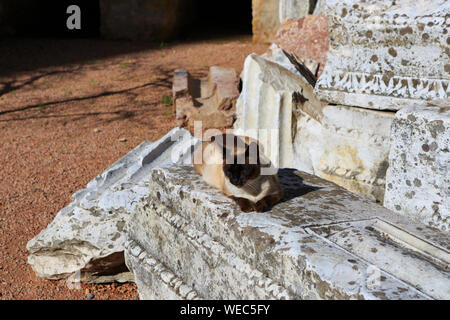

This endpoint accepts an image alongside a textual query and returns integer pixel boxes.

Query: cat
[193,133,283,212]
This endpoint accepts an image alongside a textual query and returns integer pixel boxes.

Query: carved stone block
[125,165,450,299]
[314,0,450,110]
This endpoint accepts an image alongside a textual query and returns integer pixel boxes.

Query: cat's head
[219,136,261,187]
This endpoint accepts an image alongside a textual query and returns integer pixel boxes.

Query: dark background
[0,0,100,38]
[0,0,252,39]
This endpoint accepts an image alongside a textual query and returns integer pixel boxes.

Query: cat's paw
[240,205,255,213]
[253,199,269,213]
[231,196,253,212]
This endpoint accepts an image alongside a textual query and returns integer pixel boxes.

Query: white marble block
[384,103,450,232]
[126,165,450,299]
[27,128,199,282]
[314,0,450,110]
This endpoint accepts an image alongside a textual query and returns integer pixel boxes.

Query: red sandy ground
[0,36,268,299]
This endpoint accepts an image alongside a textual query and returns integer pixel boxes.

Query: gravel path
[0,36,267,299]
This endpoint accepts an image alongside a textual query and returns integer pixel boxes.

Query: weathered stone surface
[384,103,450,232]
[292,104,394,203]
[314,0,421,16]
[235,53,393,202]
[314,0,450,110]
[234,53,322,169]
[279,0,317,23]
[312,0,326,14]
[252,0,280,43]
[274,15,329,77]
[173,66,239,128]
[27,128,199,282]
[263,43,319,78]
[99,0,190,41]
[125,240,201,300]
[126,165,450,299]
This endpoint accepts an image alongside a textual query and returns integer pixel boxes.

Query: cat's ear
[245,142,260,164]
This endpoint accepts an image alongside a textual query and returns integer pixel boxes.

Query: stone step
[125,165,450,299]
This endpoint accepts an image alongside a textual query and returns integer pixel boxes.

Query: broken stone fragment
[172,68,191,100]
[384,103,450,232]
[234,53,323,169]
[26,128,199,283]
[262,43,319,81]
[172,66,239,128]
[126,165,450,299]
[274,15,329,77]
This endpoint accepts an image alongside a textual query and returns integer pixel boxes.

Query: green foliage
[161,95,173,106]
[120,62,130,69]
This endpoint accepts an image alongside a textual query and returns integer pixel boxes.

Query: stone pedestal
[125,165,450,299]
[314,0,450,110]
[252,0,320,43]
[384,103,450,232]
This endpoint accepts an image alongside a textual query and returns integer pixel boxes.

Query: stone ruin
[235,0,449,222]
[172,66,239,129]
[27,0,449,299]
[314,0,449,110]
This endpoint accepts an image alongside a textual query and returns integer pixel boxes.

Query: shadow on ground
[0,65,173,117]
[0,38,163,78]
[278,168,323,203]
